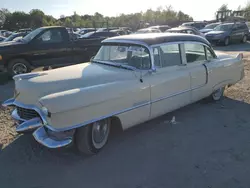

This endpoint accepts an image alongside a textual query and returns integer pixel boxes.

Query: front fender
[39,82,122,114]
[39,79,150,131]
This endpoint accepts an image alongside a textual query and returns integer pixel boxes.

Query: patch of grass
[0,72,11,85]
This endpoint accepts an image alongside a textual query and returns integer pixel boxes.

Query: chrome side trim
[151,88,190,103]
[16,117,43,133]
[33,127,72,149]
[2,98,48,125]
[46,101,151,132]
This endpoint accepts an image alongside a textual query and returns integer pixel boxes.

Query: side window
[153,47,161,67]
[238,24,247,30]
[159,44,182,67]
[206,47,215,60]
[185,43,206,63]
[129,46,151,69]
[37,29,63,43]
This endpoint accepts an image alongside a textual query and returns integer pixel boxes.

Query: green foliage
[0,6,193,31]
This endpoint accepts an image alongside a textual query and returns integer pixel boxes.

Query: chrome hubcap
[13,63,27,75]
[225,38,229,45]
[92,119,110,149]
[243,36,247,42]
[213,88,223,100]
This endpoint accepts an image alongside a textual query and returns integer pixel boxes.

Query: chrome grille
[16,106,39,120]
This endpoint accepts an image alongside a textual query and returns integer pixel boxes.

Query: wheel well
[110,116,123,133]
[5,56,31,68]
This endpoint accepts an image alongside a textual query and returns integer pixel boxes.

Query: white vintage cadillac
[2,33,244,155]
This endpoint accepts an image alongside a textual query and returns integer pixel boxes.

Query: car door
[183,43,209,102]
[231,24,241,42]
[150,43,191,119]
[28,28,72,67]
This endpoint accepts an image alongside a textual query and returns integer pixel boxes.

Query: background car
[134,28,161,34]
[200,22,221,34]
[0,36,6,42]
[77,28,96,35]
[80,31,119,38]
[148,25,171,32]
[181,21,206,30]
[205,22,249,45]
[3,32,29,42]
[166,26,205,37]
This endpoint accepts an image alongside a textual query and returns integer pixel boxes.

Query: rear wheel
[75,118,111,155]
[242,35,247,43]
[207,87,225,102]
[7,58,31,76]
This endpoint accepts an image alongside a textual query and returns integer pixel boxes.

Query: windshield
[214,24,233,31]
[204,23,219,29]
[4,34,18,42]
[93,45,151,69]
[22,28,44,42]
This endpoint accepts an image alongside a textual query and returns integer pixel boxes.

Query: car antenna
[139,47,143,83]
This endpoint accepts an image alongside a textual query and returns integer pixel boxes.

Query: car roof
[103,33,210,46]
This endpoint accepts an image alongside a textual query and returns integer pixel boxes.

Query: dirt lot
[1,43,250,188]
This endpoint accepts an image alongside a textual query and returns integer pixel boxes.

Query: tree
[1,7,193,31]
[29,9,45,28]
[218,4,229,11]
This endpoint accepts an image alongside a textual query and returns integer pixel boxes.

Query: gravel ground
[1,43,250,188]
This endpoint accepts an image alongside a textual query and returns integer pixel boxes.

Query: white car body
[2,33,244,152]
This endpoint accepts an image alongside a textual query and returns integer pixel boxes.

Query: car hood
[206,31,226,35]
[200,28,213,33]
[0,40,24,47]
[14,62,137,105]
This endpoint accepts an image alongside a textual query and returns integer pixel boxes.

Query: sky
[1,0,250,20]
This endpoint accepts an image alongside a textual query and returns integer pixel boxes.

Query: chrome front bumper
[2,98,73,149]
[33,127,73,149]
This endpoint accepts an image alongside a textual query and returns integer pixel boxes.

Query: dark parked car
[200,22,221,34]
[166,26,205,37]
[80,31,119,38]
[0,26,104,75]
[205,22,249,46]
[181,22,206,30]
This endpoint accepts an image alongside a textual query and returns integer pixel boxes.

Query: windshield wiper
[91,60,136,71]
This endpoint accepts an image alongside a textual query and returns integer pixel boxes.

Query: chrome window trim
[98,40,154,71]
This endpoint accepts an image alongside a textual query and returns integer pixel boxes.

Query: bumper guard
[33,127,73,149]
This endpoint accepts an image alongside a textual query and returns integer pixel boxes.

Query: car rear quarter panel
[205,54,244,92]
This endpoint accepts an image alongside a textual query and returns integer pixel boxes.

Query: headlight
[41,106,49,116]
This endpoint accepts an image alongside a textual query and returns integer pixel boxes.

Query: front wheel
[224,37,230,46]
[242,35,247,43]
[75,118,111,155]
[7,58,31,76]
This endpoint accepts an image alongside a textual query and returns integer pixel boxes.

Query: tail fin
[236,53,244,60]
